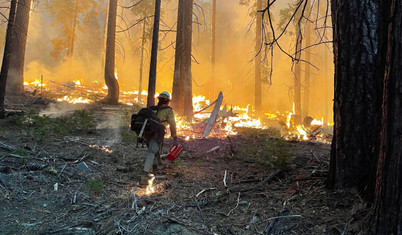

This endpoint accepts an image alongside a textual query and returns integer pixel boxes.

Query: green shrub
[85,179,104,194]
[121,130,137,144]
[237,130,293,170]
[12,109,96,140]
[11,148,30,159]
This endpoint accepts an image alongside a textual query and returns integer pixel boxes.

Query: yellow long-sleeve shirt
[156,105,177,138]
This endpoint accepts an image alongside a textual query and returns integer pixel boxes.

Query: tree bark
[7,0,31,95]
[254,0,262,117]
[182,0,193,118]
[138,19,146,104]
[172,0,193,117]
[328,0,378,193]
[171,0,184,113]
[0,0,17,118]
[303,5,311,119]
[67,0,78,57]
[101,0,110,71]
[294,41,302,125]
[210,0,216,100]
[373,0,402,233]
[103,0,119,104]
[146,0,161,107]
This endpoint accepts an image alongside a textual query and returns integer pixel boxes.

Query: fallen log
[202,92,223,138]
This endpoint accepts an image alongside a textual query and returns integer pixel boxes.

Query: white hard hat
[158,91,171,100]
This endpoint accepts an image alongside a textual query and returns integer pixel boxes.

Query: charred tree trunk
[0,0,17,118]
[171,1,184,114]
[372,0,402,233]
[146,0,161,107]
[101,0,110,71]
[182,0,193,118]
[254,0,262,117]
[328,0,378,193]
[102,0,119,104]
[7,0,31,95]
[210,0,216,99]
[172,0,193,117]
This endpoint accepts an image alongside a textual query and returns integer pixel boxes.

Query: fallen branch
[230,169,282,193]
[206,146,220,153]
[0,141,14,151]
[202,92,223,138]
[226,193,241,216]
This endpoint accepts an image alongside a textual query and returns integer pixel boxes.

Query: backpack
[131,106,171,146]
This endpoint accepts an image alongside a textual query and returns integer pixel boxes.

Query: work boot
[140,172,151,185]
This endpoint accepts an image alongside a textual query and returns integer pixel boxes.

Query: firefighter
[141,91,178,185]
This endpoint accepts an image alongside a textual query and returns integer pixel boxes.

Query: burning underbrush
[23,79,332,143]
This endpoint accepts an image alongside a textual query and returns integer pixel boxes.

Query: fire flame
[23,78,330,142]
[145,174,155,195]
[89,145,113,153]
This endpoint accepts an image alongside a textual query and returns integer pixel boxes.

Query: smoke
[19,0,333,120]
[96,113,122,147]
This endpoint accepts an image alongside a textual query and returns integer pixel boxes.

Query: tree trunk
[6,0,31,95]
[328,0,378,193]
[372,0,402,233]
[254,0,262,117]
[146,0,161,107]
[171,0,184,114]
[138,19,146,104]
[294,26,302,125]
[0,0,18,118]
[101,0,110,71]
[182,0,193,118]
[303,7,311,119]
[172,0,193,117]
[68,0,78,57]
[103,0,119,104]
[210,0,216,100]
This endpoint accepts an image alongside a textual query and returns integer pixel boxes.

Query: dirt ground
[0,95,370,235]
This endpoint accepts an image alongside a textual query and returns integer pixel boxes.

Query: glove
[173,136,178,146]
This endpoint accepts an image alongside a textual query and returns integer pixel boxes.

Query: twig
[0,141,14,151]
[223,170,227,188]
[131,189,138,211]
[310,150,321,163]
[227,193,241,216]
[195,188,217,197]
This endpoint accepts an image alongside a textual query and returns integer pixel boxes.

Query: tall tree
[372,0,402,233]
[171,0,193,117]
[210,0,216,99]
[102,0,119,104]
[146,0,161,107]
[129,0,155,103]
[328,0,378,192]
[254,0,262,117]
[47,0,98,60]
[138,20,147,103]
[6,0,32,95]
[279,3,303,124]
[294,29,302,124]
[0,0,18,119]
[302,2,312,119]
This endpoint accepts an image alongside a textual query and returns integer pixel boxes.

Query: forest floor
[0,94,371,235]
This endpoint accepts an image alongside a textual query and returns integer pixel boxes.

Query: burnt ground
[0,95,371,235]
